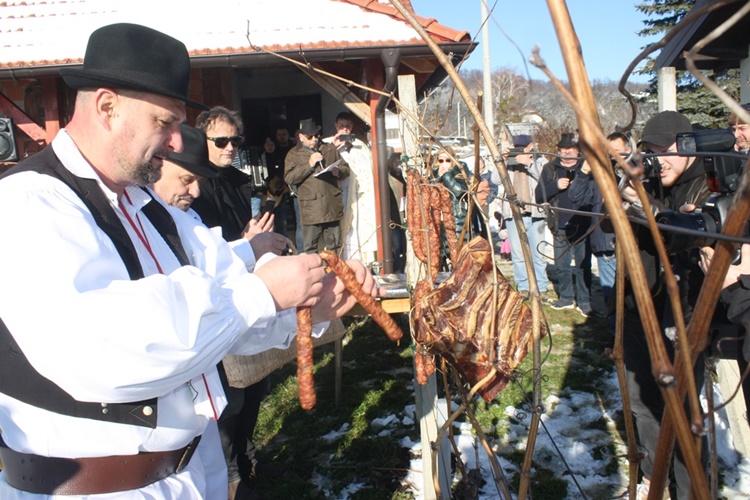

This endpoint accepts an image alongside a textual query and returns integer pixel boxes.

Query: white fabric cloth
[0,130,322,499]
[325,137,378,265]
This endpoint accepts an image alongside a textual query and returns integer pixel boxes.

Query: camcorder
[506,147,527,169]
[238,146,268,191]
[654,129,747,257]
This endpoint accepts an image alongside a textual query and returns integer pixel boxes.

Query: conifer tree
[636,0,739,127]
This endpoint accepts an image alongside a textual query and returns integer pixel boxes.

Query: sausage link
[319,250,403,342]
[407,170,427,264]
[296,307,316,410]
[415,350,428,385]
[440,188,459,266]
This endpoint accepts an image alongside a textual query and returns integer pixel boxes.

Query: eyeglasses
[437,158,451,163]
[207,136,244,149]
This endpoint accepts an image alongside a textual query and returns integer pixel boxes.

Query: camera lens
[655,211,719,254]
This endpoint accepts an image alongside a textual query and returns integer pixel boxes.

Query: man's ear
[94,88,119,129]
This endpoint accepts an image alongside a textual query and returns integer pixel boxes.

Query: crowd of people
[1,19,749,500]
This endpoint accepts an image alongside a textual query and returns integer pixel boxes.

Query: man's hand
[249,232,288,258]
[242,212,274,240]
[580,160,592,175]
[309,152,323,168]
[254,254,327,310]
[311,259,384,323]
[700,244,750,289]
[557,177,571,190]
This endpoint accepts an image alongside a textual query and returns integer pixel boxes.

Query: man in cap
[536,132,592,315]
[152,123,286,499]
[284,118,350,254]
[498,134,552,301]
[619,110,711,499]
[729,102,750,154]
[151,123,285,260]
[0,23,377,499]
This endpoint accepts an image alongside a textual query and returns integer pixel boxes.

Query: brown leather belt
[0,434,201,495]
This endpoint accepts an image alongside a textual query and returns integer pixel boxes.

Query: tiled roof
[0,0,472,70]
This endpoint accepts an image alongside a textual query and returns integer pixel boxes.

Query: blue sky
[410,0,659,83]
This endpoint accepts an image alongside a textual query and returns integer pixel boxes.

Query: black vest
[0,147,189,428]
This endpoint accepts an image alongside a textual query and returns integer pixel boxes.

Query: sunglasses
[207,136,244,149]
[437,158,451,163]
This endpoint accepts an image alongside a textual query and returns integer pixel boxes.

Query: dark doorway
[241,95,322,148]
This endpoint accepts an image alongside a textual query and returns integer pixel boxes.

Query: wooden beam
[0,92,46,144]
[401,56,438,74]
[299,63,371,126]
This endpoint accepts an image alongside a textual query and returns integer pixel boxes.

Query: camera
[506,147,525,167]
[654,129,746,255]
[338,134,355,143]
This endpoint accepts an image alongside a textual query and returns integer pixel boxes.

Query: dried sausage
[296,307,316,410]
[319,250,403,342]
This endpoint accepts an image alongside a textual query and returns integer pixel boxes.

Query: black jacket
[625,158,712,318]
[191,165,255,241]
[568,169,614,255]
[535,156,589,233]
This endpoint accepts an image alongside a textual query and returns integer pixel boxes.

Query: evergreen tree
[635,0,740,127]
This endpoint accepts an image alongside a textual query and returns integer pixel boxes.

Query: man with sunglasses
[191,106,260,241]
[284,118,350,254]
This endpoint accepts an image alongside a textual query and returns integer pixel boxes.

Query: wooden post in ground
[399,73,450,499]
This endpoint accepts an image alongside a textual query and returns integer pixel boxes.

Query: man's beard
[130,160,162,187]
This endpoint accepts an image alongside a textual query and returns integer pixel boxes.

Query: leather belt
[0,434,201,495]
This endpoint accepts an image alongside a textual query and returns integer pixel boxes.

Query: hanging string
[119,191,164,274]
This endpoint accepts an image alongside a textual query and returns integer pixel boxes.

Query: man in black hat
[284,118,350,254]
[536,132,593,316]
[151,123,285,260]
[0,23,378,499]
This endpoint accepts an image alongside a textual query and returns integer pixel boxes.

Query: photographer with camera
[536,132,592,315]
[568,132,632,305]
[619,110,712,499]
[499,135,552,302]
[324,112,377,267]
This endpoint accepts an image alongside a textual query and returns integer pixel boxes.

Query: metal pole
[480,0,495,141]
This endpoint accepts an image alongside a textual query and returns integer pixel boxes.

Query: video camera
[237,146,268,191]
[654,128,746,256]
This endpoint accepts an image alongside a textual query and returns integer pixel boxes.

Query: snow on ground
[395,367,750,499]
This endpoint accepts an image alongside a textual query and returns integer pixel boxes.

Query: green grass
[250,302,623,499]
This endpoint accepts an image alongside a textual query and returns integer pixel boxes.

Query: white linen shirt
[0,130,316,499]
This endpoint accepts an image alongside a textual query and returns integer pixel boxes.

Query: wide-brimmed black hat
[298,118,321,136]
[166,124,218,178]
[60,23,207,110]
[639,111,692,148]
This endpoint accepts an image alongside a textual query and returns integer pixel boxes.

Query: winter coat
[284,142,350,226]
[535,156,588,234]
[568,169,614,255]
[433,162,473,234]
[495,154,546,220]
[191,165,255,241]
